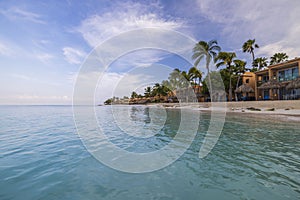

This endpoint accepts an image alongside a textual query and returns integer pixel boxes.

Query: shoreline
[146,100,300,121]
[105,100,300,121]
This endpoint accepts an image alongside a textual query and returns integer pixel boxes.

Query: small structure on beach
[235,83,255,101]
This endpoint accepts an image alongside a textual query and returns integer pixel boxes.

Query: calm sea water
[0,105,299,200]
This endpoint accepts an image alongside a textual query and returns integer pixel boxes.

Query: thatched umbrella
[258,80,282,89]
[284,78,300,90]
[294,78,300,89]
[286,80,296,90]
[235,84,254,93]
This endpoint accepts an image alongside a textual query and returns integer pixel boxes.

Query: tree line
[104,38,289,104]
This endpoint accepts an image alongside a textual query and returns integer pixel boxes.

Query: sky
[1,0,300,105]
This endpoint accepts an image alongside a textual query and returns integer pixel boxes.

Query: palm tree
[192,40,221,96]
[252,57,268,71]
[131,91,138,99]
[233,60,247,101]
[144,86,152,98]
[181,71,190,88]
[215,52,237,101]
[195,69,203,85]
[168,68,181,90]
[188,67,203,85]
[153,83,169,98]
[242,39,259,69]
[270,53,289,65]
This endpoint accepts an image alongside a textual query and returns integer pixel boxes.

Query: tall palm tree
[270,53,289,65]
[242,39,259,64]
[192,40,221,96]
[215,52,237,101]
[252,57,268,71]
[233,60,247,101]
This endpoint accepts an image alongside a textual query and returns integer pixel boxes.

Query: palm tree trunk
[235,75,241,101]
[229,76,232,102]
[206,65,212,102]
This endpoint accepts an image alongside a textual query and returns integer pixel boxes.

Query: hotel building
[241,57,300,100]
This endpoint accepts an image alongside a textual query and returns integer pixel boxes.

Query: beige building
[256,57,300,100]
[235,71,256,100]
[240,57,300,100]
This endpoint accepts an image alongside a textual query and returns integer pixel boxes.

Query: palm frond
[208,39,218,47]
[210,45,221,52]
[216,61,225,68]
[192,52,201,60]
[194,57,202,68]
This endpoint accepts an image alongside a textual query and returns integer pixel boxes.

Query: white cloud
[257,42,296,59]
[0,7,45,24]
[74,1,197,83]
[73,71,139,104]
[10,74,32,81]
[0,95,71,105]
[73,63,172,104]
[0,42,11,56]
[16,95,69,100]
[96,70,164,104]
[110,49,170,70]
[63,47,86,64]
[0,38,54,63]
[76,1,183,47]
[196,0,300,58]
[36,53,54,63]
[32,39,51,49]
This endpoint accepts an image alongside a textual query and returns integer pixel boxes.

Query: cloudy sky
[1,0,300,105]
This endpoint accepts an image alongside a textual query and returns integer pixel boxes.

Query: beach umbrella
[235,84,254,93]
[258,81,271,89]
[258,80,282,89]
[294,78,300,89]
[286,81,296,90]
[285,78,300,89]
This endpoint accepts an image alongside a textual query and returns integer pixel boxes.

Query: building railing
[278,75,299,82]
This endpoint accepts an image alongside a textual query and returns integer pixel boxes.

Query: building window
[262,75,269,82]
[258,76,262,81]
[278,67,299,82]
[245,79,249,83]
[278,71,285,82]
[292,67,299,79]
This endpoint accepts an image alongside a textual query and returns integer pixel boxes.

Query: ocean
[0,105,299,199]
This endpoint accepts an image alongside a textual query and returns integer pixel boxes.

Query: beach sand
[150,100,300,122]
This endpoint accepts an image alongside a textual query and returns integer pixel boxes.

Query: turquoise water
[0,105,299,200]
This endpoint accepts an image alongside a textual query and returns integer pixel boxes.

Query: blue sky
[1,0,300,104]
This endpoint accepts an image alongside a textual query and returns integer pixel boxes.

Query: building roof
[254,57,300,74]
[241,71,255,77]
[268,57,300,70]
[255,68,269,75]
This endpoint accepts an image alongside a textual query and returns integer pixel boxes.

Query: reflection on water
[0,105,299,200]
[130,106,150,123]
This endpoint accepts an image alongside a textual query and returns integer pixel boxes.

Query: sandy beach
[151,100,300,121]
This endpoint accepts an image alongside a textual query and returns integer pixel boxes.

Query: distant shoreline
[108,100,300,121]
